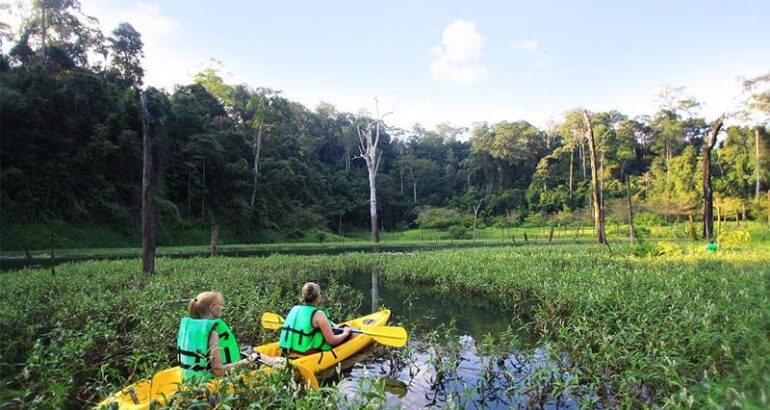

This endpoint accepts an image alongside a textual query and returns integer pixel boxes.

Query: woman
[176,291,281,383]
[279,282,353,354]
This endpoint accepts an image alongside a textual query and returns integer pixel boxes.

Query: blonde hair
[188,291,222,318]
[301,282,321,304]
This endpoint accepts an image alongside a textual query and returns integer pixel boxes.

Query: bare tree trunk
[250,123,265,208]
[473,197,484,241]
[600,150,605,212]
[355,99,391,244]
[409,166,417,203]
[187,164,192,216]
[583,110,605,244]
[569,148,575,199]
[580,140,587,181]
[40,2,46,64]
[369,169,379,243]
[210,223,218,256]
[200,158,206,220]
[140,91,156,274]
[666,139,671,193]
[756,127,762,199]
[702,114,725,240]
[626,177,636,245]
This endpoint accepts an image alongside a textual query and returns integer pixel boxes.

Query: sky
[32,1,770,131]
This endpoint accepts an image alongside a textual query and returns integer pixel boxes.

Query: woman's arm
[312,310,351,346]
[208,331,249,376]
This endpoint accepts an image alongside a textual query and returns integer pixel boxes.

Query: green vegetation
[2,1,768,249]
[2,233,768,408]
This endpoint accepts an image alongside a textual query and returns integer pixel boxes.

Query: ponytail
[301,282,321,304]
[188,291,222,318]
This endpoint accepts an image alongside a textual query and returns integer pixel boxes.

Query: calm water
[323,271,588,409]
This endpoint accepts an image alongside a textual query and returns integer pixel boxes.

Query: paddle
[260,312,408,348]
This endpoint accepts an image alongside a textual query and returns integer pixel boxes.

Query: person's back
[176,292,242,383]
[279,282,352,354]
[279,304,332,353]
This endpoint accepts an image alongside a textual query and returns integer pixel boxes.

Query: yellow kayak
[256,309,391,389]
[97,309,391,409]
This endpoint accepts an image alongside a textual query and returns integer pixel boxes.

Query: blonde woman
[176,291,281,383]
[279,282,353,353]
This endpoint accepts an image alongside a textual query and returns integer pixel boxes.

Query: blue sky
[74,0,770,130]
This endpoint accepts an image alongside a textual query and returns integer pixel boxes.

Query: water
[325,271,588,409]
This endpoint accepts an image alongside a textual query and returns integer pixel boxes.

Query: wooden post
[548,226,554,243]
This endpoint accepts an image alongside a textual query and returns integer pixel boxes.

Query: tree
[354,99,391,243]
[108,22,143,88]
[583,110,606,244]
[140,90,155,274]
[703,114,725,240]
[741,72,770,198]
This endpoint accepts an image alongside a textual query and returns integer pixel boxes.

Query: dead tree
[210,223,218,256]
[626,177,636,245]
[702,114,725,240]
[250,122,273,208]
[472,197,484,241]
[354,99,392,243]
[140,91,156,274]
[583,110,606,244]
[756,127,762,199]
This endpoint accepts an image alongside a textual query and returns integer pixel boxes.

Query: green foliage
[446,225,468,239]
[415,207,471,229]
[2,241,769,408]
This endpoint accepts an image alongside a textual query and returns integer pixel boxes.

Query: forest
[1,1,769,251]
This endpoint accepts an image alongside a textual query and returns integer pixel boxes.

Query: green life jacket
[279,305,333,353]
[176,317,241,383]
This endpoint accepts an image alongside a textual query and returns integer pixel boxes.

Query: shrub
[447,225,468,239]
[415,207,470,229]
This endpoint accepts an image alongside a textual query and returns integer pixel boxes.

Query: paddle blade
[359,326,408,348]
[260,312,284,330]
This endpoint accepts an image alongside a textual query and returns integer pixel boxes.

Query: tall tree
[703,114,725,240]
[108,22,143,88]
[583,110,606,244]
[140,90,155,274]
[354,99,391,243]
[741,72,770,198]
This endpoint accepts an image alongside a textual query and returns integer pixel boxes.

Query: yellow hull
[97,309,390,409]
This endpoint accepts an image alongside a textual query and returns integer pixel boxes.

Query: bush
[447,225,468,240]
[415,207,471,229]
[636,211,665,227]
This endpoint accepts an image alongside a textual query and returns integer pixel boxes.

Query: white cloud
[510,37,551,70]
[511,39,539,52]
[121,3,180,38]
[430,19,487,83]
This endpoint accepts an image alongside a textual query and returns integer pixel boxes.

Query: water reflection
[332,272,589,408]
[371,267,379,314]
